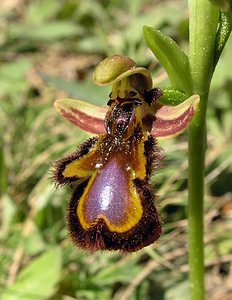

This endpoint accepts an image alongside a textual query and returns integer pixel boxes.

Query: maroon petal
[151,95,200,138]
[54,98,107,134]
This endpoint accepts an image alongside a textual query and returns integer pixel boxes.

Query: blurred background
[0,0,231,299]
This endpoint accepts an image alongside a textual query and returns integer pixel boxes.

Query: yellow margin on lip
[77,170,143,233]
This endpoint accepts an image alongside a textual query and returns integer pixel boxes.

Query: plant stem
[188,94,207,300]
[187,0,219,299]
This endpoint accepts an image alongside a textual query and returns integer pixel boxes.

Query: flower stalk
[188,1,219,299]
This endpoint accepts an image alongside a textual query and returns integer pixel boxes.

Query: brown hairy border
[144,135,163,178]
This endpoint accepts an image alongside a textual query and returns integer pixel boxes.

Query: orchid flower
[53,55,199,252]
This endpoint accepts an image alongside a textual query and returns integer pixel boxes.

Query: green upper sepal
[93,55,153,91]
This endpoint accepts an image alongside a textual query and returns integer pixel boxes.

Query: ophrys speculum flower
[53,55,199,252]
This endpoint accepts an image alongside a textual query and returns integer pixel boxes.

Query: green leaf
[0,193,16,237]
[9,22,82,42]
[23,227,46,256]
[0,59,31,96]
[1,248,62,300]
[0,141,7,193]
[143,26,192,94]
[214,10,232,67]
[93,260,140,285]
[26,0,59,25]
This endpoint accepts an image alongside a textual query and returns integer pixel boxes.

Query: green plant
[143,1,232,299]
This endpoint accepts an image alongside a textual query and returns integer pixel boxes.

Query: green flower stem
[188,1,219,299]
[188,93,207,300]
